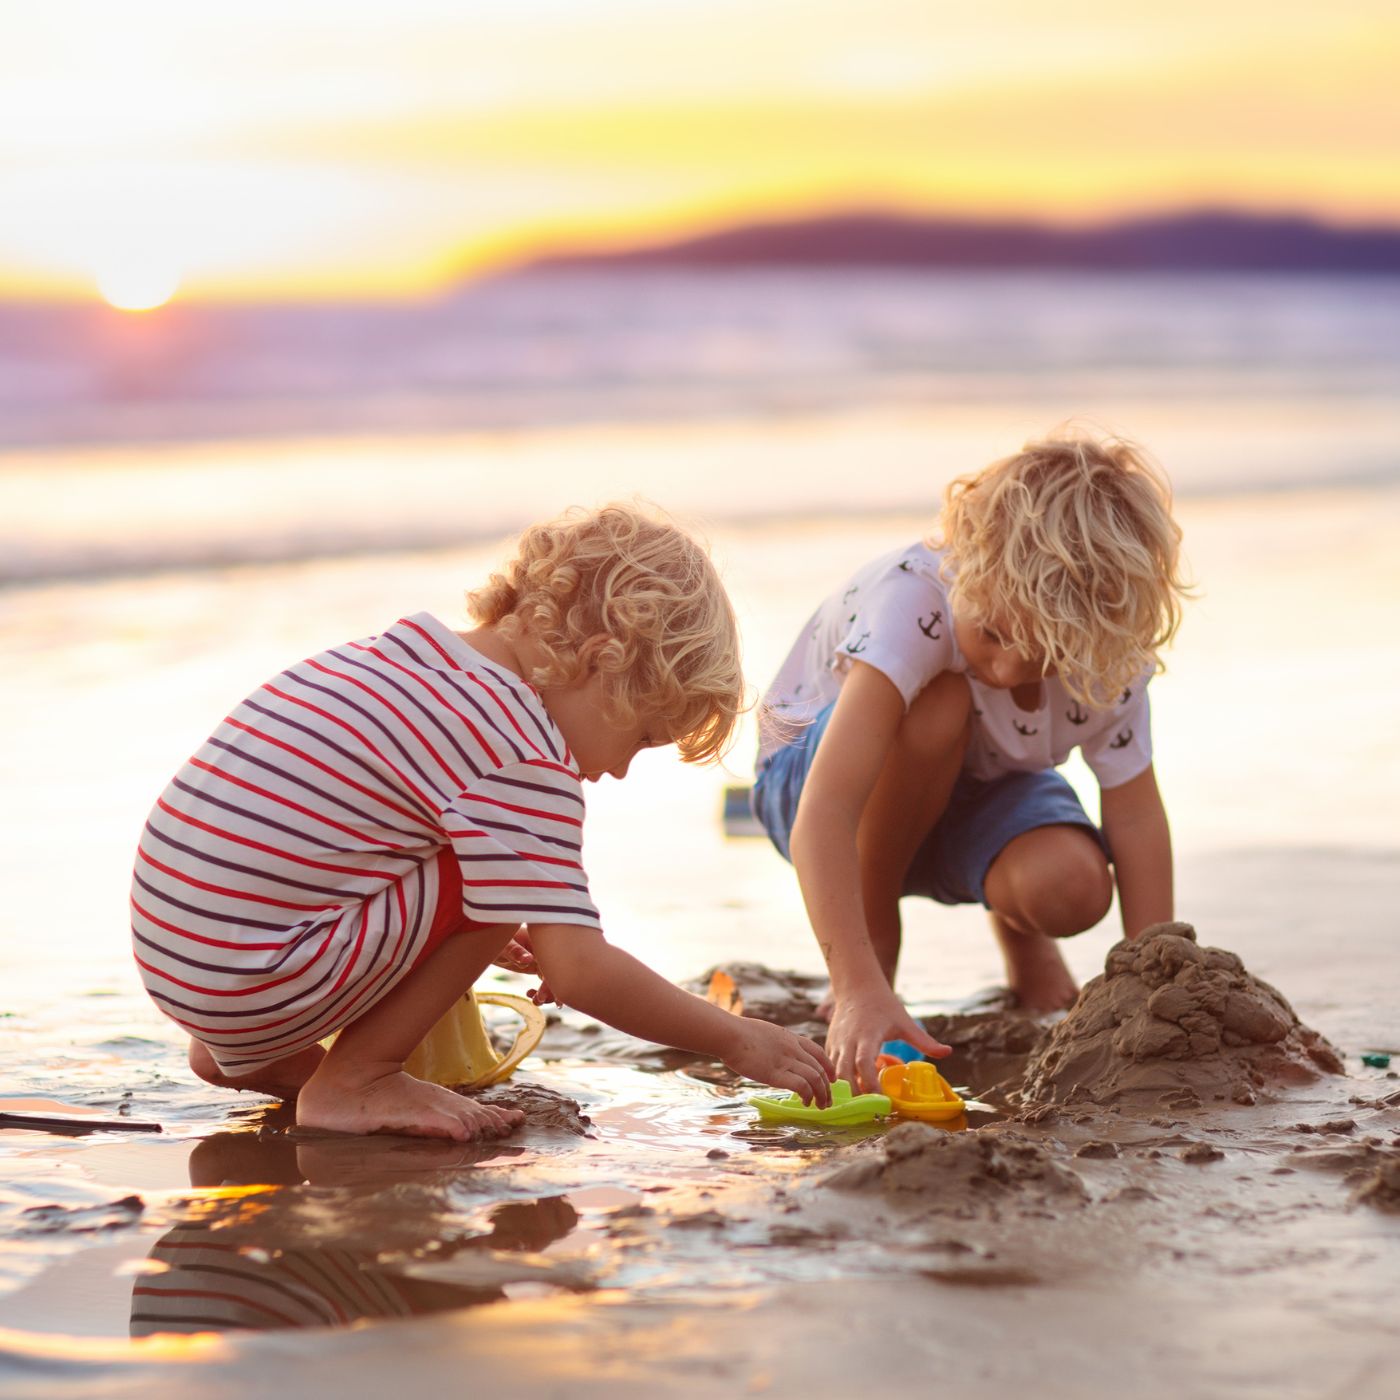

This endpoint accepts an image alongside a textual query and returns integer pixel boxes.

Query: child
[752,432,1189,1093]
[132,503,833,1141]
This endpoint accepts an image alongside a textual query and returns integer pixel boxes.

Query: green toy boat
[748,1078,892,1126]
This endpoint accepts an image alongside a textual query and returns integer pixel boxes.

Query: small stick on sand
[0,1110,162,1136]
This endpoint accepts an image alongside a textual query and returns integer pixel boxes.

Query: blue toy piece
[879,1039,927,1063]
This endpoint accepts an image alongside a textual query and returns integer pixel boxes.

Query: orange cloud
[2,2,1396,300]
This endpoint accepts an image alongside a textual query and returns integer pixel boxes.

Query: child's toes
[455,1100,521,1140]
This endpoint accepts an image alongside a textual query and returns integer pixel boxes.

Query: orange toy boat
[878,1059,966,1123]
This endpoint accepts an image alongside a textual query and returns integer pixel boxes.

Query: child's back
[133,611,595,1077]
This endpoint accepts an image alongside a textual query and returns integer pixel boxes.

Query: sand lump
[1019,922,1343,1107]
[475,1082,593,1136]
[825,1124,1087,1215]
[1353,1157,1400,1213]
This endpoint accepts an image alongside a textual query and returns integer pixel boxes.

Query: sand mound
[1019,923,1344,1107]
[824,1124,1087,1216]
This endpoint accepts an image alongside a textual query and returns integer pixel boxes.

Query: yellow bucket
[404,990,548,1090]
[323,990,547,1091]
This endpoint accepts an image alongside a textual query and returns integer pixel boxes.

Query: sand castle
[1018,922,1344,1107]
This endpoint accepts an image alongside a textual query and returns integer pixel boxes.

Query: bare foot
[295,1064,525,1142]
[991,920,1080,1012]
[188,1038,326,1099]
[1005,937,1079,1011]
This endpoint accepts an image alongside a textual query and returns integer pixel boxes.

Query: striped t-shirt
[131,613,600,1073]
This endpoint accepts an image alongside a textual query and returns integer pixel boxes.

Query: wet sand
[3,885,1398,1399]
[3,491,1400,1396]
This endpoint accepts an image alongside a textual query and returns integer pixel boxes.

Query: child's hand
[827,988,951,1094]
[492,931,537,975]
[722,1017,835,1107]
[526,977,563,1009]
[490,931,562,1007]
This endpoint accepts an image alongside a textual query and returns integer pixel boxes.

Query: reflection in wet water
[131,1127,585,1338]
[130,1196,581,1337]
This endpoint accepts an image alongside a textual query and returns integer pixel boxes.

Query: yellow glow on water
[94,258,180,313]
[0,1323,229,1360]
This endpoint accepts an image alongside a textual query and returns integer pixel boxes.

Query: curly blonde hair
[937,431,1189,705]
[467,503,743,763]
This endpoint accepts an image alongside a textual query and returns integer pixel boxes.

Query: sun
[94,257,181,312]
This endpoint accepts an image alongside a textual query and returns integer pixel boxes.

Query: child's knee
[447,920,519,963]
[992,830,1113,937]
[188,1038,231,1088]
[1037,842,1113,936]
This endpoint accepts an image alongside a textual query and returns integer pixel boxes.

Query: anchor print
[896,559,914,573]
[845,632,871,656]
[1066,701,1090,726]
[1109,728,1133,750]
[842,585,860,606]
[917,610,943,640]
[1120,686,1132,705]
[1013,720,1039,737]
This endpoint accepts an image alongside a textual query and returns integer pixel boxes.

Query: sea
[3,269,1399,585]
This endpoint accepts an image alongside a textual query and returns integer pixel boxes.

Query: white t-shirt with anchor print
[757,540,1152,790]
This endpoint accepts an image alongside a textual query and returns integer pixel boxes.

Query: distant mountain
[524,210,1400,274]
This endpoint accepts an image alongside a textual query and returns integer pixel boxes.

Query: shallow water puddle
[0,1054,931,1342]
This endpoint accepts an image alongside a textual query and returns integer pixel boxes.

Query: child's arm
[788,663,952,1089]
[1099,764,1173,938]
[527,924,835,1105]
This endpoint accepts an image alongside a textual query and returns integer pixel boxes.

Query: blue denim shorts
[752,701,1109,908]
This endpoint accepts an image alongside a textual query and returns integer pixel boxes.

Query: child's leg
[855,671,972,982]
[187,1039,326,1100]
[982,825,1114,1010]
[295,921,527,1141]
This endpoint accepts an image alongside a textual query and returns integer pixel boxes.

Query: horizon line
[4,202,1400,309]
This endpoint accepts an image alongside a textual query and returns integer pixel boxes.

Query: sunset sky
[2,0,1397,303]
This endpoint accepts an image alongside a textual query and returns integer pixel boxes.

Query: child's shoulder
[370,613,530,693]
[305,612,568,767]
[823,541,959,696]
[837,539,945,601]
